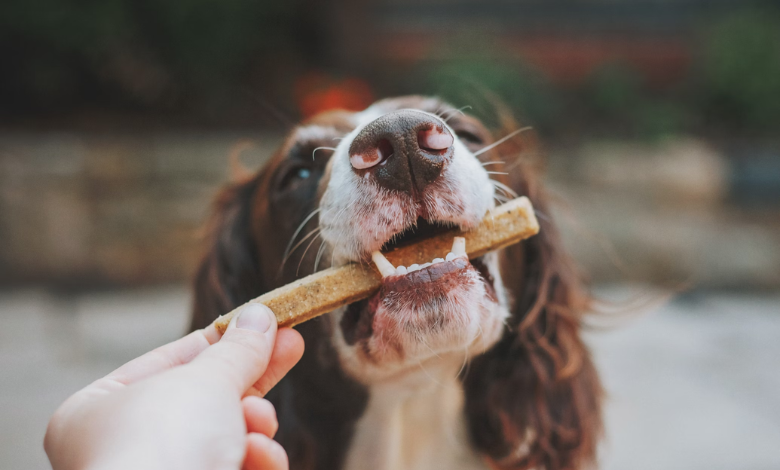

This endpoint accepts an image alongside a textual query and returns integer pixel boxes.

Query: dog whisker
[457,346,470,379]
[473,127,533,157]
[415,357,445,388]
[534,209,552,223]
[480,161,506,167]
[493,194,510,204]
[491,181,519,199]
[442,105,472,123]
[492,188,512,203]
[457,317,480,379]
[314,238,328,272]
[282,226,321,268]
[485,171,509,176]
[492,182,512,195]
[283,208,321,263]
[297,233,323,276]
[312,147,336,160]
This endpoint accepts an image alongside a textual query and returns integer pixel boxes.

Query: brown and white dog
[191,96,602,470]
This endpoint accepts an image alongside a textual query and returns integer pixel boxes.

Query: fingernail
[236,304,274,332]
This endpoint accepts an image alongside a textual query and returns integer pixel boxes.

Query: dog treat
[213,196,539,333]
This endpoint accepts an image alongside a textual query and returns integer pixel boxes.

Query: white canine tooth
[396,265,408,275]
[432,258,444,264]
[408,264,420,272]
[445,252,456,261]
[371,251,396,277]
[451,237,467,257]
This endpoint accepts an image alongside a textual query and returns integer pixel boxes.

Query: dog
[190,96,602,470]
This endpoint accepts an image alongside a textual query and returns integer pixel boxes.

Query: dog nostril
[350,154,377,169]
[350,149,380,170]
[417,127,453,153]
[377,139,393,163]
[350,139,395,170]
[348,110,454,193]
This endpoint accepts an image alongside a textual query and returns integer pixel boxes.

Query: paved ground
[587,288,780,470]
[1,286,778,470]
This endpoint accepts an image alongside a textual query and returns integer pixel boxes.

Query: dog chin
[333,256,509,384]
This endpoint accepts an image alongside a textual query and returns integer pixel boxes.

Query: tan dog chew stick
[213,196,539,333]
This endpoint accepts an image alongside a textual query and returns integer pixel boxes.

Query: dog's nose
[348,110,454,194]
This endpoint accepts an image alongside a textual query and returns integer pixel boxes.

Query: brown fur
[462,112,602,470]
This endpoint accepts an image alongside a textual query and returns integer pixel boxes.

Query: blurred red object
[295,73,373,118]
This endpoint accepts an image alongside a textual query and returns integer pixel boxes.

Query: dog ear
[190,174,268,331]
[462,123,603,470]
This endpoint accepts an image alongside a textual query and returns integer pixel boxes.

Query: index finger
[185,304,279,393]
[100,322,221,388]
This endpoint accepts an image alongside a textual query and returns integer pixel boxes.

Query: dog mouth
[371,235,467,277]
[339,221,498,348]
[367,211,500,293]
[372,239,494,301]
[370,235,495,304]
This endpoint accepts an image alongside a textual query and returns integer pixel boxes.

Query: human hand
[44,304,304,470]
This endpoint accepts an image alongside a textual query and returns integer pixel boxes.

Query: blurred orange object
[295,73,373,118]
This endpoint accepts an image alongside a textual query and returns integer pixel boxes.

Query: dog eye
[456,131,483,146]
[278,165,313,192]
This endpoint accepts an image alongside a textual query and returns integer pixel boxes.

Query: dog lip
[381,257,470,290]
[340,255,493,345]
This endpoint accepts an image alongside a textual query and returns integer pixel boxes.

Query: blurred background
[1,0,779,469]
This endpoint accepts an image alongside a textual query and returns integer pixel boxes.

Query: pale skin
[44,304,305,470]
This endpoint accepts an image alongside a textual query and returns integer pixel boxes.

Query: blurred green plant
[698,7,780,130]
[0,0,300,111]
[633,101,689,141]
[587,64,643,118]
[584,63,689,141]
[422,44,561,131]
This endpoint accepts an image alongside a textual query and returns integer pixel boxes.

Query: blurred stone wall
[0,132,778,289]
[0,132,279,287]
[550,138,780,290]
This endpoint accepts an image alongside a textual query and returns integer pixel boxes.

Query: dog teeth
[396,265,408,275]
[445,252,456,261]
[451,237,467,258]
[432,258,444,264]
[371,251,396,277]
[408,264,421,272]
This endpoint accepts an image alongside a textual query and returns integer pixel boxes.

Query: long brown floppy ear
[462,120,603,470]
[190,173,267,331]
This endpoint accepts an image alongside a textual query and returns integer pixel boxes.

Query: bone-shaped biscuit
[213,196,539,333]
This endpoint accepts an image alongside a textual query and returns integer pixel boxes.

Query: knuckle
[262,399,279,433]
[268,439,289,468]
[248,396,279,434]
[258,397,276,416]
[224,330,272,358]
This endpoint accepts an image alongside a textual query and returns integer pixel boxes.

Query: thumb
[188,303,278,393]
